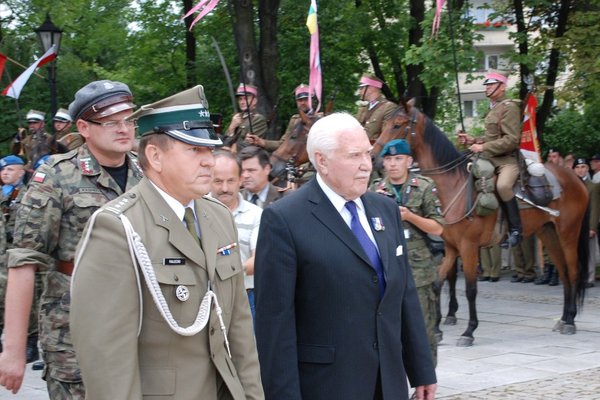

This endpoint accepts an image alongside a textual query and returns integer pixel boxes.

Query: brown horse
[269,109,320,185]
[374,101,589,346]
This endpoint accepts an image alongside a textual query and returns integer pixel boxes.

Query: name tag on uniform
[396,245,403,256]
[404,229,410,240]
[164,258,186,266]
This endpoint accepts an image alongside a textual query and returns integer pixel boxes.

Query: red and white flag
[0,53,7,81]
[520,92,541,163]
[2,45,57,99]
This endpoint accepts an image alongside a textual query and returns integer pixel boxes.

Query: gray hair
[307,112,365,166]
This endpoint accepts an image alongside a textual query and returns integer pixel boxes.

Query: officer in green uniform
[0,80,143,398]
[355,74,397,142]
[225,83,268,153]
[71,85,264,399]
[458,71,523,248]
[0,155,42,364]
[369,139,444,366]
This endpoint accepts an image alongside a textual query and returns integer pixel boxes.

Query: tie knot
[345,201,358,218]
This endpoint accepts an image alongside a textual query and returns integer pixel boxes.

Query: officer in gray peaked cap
[0,78,143,399]
[71,85,263,400]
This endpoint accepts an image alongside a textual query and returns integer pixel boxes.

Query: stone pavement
[2,269,599,399]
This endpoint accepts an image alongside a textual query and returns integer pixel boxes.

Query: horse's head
[270,110,321,183]
[372,98,423,158]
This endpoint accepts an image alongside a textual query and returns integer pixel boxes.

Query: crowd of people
[0,69,596,400]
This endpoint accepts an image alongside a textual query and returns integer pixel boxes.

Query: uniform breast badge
[217,242,237,256]
[175,285,190,302]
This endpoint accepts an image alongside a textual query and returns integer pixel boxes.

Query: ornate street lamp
[35,13,62,128]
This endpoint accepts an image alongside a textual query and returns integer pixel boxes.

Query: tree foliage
[0,0,598,155]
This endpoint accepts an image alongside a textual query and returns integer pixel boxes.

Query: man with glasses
[0,80,143,399]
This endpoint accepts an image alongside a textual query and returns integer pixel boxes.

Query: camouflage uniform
[355,95,397,141]
[229,112,268,152]
[0,186,42,340]
[7,144,143,399]
[370,172,444,366]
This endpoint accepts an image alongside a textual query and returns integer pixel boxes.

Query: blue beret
[0,155,25,169]
[380,139,411,158]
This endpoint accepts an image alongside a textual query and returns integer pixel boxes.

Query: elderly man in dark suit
[254,112,437,400]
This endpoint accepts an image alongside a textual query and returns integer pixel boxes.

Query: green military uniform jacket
[355,95,397,141]
[370,172,444,286]
[7,144,143,375]
[229,112,268,152]
[481,96,521,168]
[71,178,264,400]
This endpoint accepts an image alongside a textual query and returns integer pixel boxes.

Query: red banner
[520,93,541,163]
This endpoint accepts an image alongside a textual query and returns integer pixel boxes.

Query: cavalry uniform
[480,96,521,201]
[370,172,444,365]
[355,95,397,141]
[7,145,143,398]
[228,112,268,152]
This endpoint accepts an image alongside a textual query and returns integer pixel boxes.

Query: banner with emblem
[519,92,541,163]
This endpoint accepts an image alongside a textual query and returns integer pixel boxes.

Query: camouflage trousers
[0,265,43,337]
[416,283,438,367]
[44,350,85,400]
[40,271,84,399]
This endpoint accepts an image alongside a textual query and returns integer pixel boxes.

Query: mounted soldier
[355,74,397,143]
[458,71,523,248]
[224,83,268,152]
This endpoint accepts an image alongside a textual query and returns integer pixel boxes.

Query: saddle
[469,157,561,217]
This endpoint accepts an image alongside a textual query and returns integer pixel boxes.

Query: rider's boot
[500,197,522,249]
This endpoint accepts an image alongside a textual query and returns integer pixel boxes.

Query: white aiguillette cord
[74,209,231,357]
[119,214,232,358]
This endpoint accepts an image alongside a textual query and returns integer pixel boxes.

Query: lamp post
[35,13,62,130]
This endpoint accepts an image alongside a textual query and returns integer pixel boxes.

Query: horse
[374,101,589,346]
[269,109,320,186]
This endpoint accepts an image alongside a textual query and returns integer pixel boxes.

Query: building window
[487,55,499,70]
[464,100,474,118]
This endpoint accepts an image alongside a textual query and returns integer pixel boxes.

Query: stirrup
[500,230,522,249]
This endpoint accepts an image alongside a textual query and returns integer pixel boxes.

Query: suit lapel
[308,180,373,267]
[139,180,207,269]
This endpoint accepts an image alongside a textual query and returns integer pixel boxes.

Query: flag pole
[5,55,45,79]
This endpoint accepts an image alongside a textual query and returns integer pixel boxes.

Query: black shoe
[511,275,523,283]
[490,277,500,282]
[585,282,595,288]
[31,361,45,371]
[25,335,39,364]
[522,277,535,283]
[478,276,490,282]
[500,230,522,249]
[535,264,553,285]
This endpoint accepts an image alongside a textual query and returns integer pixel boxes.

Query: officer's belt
[57,260,75,276]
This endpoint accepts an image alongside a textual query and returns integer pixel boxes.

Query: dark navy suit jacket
[255,178,436,400]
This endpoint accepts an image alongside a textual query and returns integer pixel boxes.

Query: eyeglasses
[86,119,135,130]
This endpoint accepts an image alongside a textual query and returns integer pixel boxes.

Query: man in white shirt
[211,150,262,319]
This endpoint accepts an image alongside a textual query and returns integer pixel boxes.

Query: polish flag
[2,45,57,99]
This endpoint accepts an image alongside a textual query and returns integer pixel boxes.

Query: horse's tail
[576,204,590,308]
